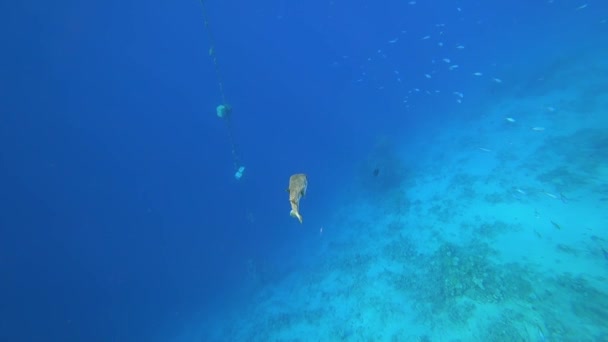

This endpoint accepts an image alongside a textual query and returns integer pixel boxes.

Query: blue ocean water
[1,0,607,341]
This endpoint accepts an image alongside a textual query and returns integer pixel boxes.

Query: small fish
[425,74,432,79]
[421,35,431,40]
[602,248,608,260]
[388,38,399,44]
[442,58,451,63]
[576,4,588,11]
[456,45,465,49]
[492,78,503,83]
[478,147,492,152]
[532,127,545,131]
[550,220,562,230]
[449,64,459,70]
[473,72,483,76]
[543,192,558,199]
[505,117,516,123]
[537,326,546,342]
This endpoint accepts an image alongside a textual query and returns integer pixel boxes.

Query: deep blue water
[1,1,606,341]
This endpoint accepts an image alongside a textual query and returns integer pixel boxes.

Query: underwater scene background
[1,0,607,341]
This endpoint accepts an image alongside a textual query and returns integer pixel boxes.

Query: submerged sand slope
[173,47,608,342]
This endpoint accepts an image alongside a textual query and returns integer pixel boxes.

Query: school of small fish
[334,1,598,110]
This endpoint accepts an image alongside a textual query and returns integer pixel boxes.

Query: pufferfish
[287,174,307,223]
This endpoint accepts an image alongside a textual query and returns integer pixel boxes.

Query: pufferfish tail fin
[290,209,303,224]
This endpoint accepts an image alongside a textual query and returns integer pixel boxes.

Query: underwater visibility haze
[1,0,608,341]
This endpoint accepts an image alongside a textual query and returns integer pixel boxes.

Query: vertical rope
[199,0,241,172]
